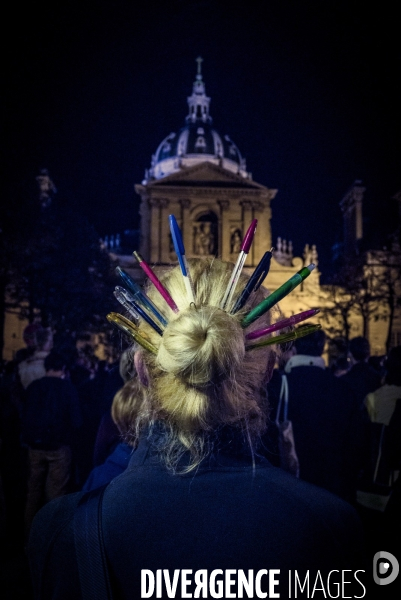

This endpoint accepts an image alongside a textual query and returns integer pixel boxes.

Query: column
[179,199,192,257]
[159,198,170,264]
[149,197,161,263]
[218,200,230,261]
[240,200,253,266]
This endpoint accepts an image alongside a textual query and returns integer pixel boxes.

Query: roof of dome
[143,58,250,183]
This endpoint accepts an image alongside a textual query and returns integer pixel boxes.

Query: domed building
[135,58,278,268]
[3,60,394,360]
[130,59,392,358]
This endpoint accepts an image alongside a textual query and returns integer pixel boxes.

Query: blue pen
[114,287,164,335]
[115,266,168,327]
[169,215,196,304]
[231,248,274,314]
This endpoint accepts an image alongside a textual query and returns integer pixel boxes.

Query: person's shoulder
[287,364,334,389]
[31,491,84,532]
[108,442,134,465]
[258,465,360,525]
[28,492,86,598]
[28,492,84,558]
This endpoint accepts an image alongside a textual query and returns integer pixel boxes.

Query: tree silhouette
[1,199,116,359]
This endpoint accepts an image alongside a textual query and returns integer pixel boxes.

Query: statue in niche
[230,229,242,254]
[194,222,215,255]
[36,168,57,208]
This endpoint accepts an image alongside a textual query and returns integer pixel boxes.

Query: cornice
[141,186,274,199]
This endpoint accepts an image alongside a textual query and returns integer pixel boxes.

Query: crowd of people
[0,325,126,596]
[0,258,400,598]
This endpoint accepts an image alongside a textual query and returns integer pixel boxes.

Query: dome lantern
[186,57,211,124]
[143,58,250,183]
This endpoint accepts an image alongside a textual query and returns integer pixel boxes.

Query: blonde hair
[111,376,147,447]
[131,258,277,472]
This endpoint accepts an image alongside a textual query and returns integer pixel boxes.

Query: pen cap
[241,219,258,253]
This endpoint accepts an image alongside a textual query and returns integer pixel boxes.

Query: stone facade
[2,64,398,361]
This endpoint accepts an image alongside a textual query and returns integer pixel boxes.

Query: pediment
[147,161,267,190]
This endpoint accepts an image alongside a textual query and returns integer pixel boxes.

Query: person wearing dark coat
[28,258,367,599]
[266,327,367,503]
[81,442,132,492]
[82,376,144,491]
[341,336,382,407]
[75,359,124,488]
[29,429,367,599]
[21,350,82,537]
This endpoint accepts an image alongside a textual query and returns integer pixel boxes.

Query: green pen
[241,264,315,328]
[245,323,321,350]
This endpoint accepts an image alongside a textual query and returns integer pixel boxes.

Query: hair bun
[157,306,245,386]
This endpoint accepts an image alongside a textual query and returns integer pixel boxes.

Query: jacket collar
[128,424,271,473]
[284,354,326,373]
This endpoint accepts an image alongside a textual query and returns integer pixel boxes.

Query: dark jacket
[342,362,382,407]
[29,429,367,599]
[266,365,367,503]
[82,442,133,492]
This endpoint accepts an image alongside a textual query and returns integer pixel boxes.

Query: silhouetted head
[44,351,66,373]
[294,327,326,357]
[349,336,370,362]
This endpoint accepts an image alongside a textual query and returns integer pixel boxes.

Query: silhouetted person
[75,358,124,487]
[267,327,366,503]
[332,355,351,377]
[357,347,401,555]
[18,327,53,391]
[82,376,144,492]
[341,336,382,407]
[21,351,82,537]
[365,346,401,426]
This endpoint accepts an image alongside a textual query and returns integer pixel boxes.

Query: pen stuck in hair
[231,247,273,314]
[169,215,196,305]
[245,308,320,341]
[115,266,168,327]
[242,264,315,328]
[114,287,164,336]
[133,251,179,314]
[246,323,322,350]
[220,219,258,312]
[106,312,158,354]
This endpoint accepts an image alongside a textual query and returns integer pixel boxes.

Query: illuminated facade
[3,62,397,360]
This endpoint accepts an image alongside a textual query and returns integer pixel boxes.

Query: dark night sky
[4,0,400,278]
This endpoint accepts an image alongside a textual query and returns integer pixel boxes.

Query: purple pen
[245,308,320,341]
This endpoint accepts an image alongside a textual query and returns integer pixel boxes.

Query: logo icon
[373,551,399,586]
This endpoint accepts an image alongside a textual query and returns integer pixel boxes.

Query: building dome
[143,58,250,183]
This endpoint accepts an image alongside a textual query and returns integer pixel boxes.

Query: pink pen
[220,219,258,311]
[133,251,179,313]
[245,308,320,341]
